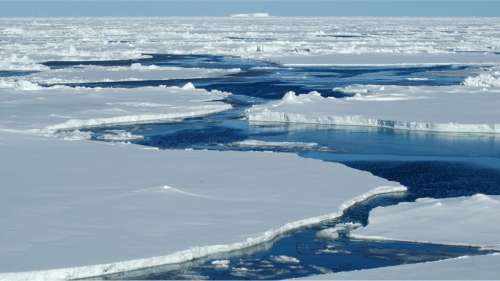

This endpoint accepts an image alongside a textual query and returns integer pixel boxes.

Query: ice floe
[0,65,240,85]
[0,85,231,134]
[247,82,500,133]
[350,194,500,250]
[304,254,500,280]
[0,130,405,280]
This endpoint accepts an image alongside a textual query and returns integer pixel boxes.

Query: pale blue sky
[1,0,500,17]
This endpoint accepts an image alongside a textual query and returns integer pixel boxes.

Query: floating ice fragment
[270,255,300,264]
[211,259,230,269]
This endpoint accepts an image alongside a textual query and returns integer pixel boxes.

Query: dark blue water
[0,70,37,77]
[42,54,500,279]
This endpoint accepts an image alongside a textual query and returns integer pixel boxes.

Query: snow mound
[463,68,500,88]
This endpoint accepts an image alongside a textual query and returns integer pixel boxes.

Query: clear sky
[1,0,500,17]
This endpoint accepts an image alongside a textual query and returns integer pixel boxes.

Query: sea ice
[0,85,231,134]
[0,65,240,85]
[303,254,500,280]
[0,130,405,280]
[350,194,500,250]
[247,79,500,133]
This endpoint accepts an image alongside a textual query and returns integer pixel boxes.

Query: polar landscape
[1,13,500,281]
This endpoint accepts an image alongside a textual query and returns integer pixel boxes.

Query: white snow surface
[0,85,231,133]
[463,67,500,88]
[0,130,405,280]
[247,82,500,133]
[0,66,240,85]
[2,17,500,70]
[302,254,500,280]
[351,194,500,250]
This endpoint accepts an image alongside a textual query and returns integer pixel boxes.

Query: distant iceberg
[230,13,270,18]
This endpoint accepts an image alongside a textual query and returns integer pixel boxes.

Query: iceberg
[230,13,270,18]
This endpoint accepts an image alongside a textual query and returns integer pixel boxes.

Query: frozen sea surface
[2,17,500,279]
[59,54,500,279]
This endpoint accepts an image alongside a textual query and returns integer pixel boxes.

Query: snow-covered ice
[0,130,405,280]
[303,195,500,280]
[463,66,500,88]
[247,77,500,133]
[272,53,500,66]
[0,85,231,134]
[350,194,500,250]
[0,65,240,85]
[303,254,500,280]
[2,18,500,70]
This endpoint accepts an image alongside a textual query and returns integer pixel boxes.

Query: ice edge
[247,110,500,134]
[0,185,406,281]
